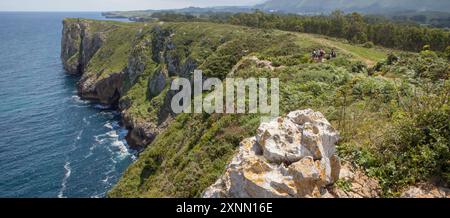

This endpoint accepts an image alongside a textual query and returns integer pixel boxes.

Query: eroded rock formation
[61,20,185,148]
[77,72,124,105]
[327,162,381,198]
[203,109,342,198]
[61,19,105,75]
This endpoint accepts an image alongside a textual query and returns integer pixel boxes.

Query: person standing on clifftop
[331,49,337,58]
[319,48,326,62]
[312,49,318,61]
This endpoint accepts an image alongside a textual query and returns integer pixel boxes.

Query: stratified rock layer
[203,109,341,198]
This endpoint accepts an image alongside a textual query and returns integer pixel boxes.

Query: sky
[0,0,266,11]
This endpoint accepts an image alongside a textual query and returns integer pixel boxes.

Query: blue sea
[0,12,135,198]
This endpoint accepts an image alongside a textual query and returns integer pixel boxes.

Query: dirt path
[296,33,388,67]
[312,38,376,67]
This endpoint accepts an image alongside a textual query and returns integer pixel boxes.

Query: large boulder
[203,109,341,198]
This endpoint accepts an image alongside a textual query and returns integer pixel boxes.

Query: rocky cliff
[61,18,191,148]
[61,19,128,106]
[61,19,105,75]
[60,19,282,149]
[61,19,162,148]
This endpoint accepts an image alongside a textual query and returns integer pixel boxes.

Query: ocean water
[0,12,136,198]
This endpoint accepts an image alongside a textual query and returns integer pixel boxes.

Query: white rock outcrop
[203,109,341,198]
[401,184,450,198]
[328,162,381,198]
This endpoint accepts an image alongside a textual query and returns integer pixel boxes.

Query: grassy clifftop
[62,19,449,197]
[62,19,140,75]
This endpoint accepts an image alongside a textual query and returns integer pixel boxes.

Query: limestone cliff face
[77,72,124,105]
[61,19,151,148]
[61,19,122,106]
[61,19,104,75]
[118,26,180,148]
[61,20,185,148]
[150,25,197,78]
[61,20,82,74]
[118,25,200,147]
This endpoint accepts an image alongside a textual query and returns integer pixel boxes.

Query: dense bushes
[445,46,450,60]
[337,63,449,196]
[339,85,449,195]
[374,52,449,80]
[273,52,448,196]
[378,105,449,191]
[141,10,450,53]
[226,11,450,52]
[362,41,374,48]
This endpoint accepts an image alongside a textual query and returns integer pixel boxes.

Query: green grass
[109,113,261,197]
[64,19,146,82]
[295,33,390,66]
[85,25,142,80]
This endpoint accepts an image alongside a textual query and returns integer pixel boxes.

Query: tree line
[148,10,450,53]
[225,11,450,53]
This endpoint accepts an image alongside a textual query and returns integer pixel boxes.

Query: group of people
[312,48,337,62]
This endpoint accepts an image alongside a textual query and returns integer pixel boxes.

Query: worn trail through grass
[295,33,390,67]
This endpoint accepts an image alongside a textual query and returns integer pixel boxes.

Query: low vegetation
[107,10,450,53]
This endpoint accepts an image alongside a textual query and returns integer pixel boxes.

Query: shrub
[422,44,431,51]
[351,61,368,74]
[380,53,449,80]
[386,53,399,65]
[445,46,450,60]
[373,106,450,195]
[338,82,450,196]
[362,41,374,48]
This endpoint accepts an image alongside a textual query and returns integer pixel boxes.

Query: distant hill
[104,0,450,16]
[256,0,450,14]
[102,6,254,19]
[102,0,450,27]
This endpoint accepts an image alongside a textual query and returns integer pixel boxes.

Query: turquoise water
[0,12,136,198]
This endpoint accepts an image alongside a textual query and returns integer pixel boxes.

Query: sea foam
[58,161,71,198]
